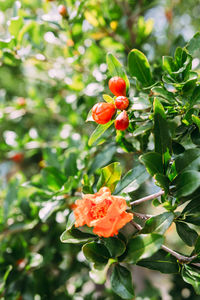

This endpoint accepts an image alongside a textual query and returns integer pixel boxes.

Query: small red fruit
[58,5,68,17]
[92,102,116,124]
[115,111,129,131]
[115,96,129,110]
[10,153,24,163]
[109,77,126,97]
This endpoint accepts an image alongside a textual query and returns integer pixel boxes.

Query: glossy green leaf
[111,264,135,299]
[82,242,110,269]
[175,149,200,173]
[128,49,152,87]
[137,250,179,274]
[151,86,175,103]
[162,56,175,74]
[182,265,200,294]
[132,122,153,137]
[183,196,200,215]
[60,228,95,244]
[186,32,200,56]
[154,173,170,191]
[103,237,126,257]
[114,164,149,194]
[176,222,198,246]
[97,162,122,192]
[139,152,163,176]
[88,144,116,173]
[124,234,164,264]
[106,53,130,92]
[153,98,172,155]
[142,212,174,234]
[88,121,114,146]
[172,170,200,197]
[89,258,115,284]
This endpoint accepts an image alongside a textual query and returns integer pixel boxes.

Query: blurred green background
[0,0,200,299]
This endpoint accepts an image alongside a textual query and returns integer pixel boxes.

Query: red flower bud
[109,77,126,97]
[115,96,129,110]
[115,110,129,131]
[92,102,116,124]
[58,5,68,17]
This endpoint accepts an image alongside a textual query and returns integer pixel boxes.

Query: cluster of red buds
[92,77,130,131]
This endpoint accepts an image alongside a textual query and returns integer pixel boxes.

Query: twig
[130,220,142,231]
[133,212,152,220]
[161,245,197,263]
[130,190,164,206]
[128,218,197,264]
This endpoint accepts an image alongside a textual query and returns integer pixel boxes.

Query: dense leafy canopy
[0,0,200,299]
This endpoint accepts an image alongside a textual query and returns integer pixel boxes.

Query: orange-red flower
[73,187,133,238]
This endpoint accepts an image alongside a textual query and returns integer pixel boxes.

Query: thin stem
[130,220,142,231]
[128,219,197,264]
[133,212,153,220]
[161,245,197,263]
[130,190,164,206]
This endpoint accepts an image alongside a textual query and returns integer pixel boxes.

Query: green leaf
[192,115,200,131]
[176,222,198,246]
[0,37,15,49]
[141,212,174,234]
[103,237,126,257]
[132,122,153,137]
[139,152,163,176]
[154,173,170,191]
[89,258,115,284]
[182,265,200,294]
[137,250,179,274]
[41,167,66,191]
[64,149,78,177]
[151,86,175,104]
[153,98,172,155]
[172,170,200,197]
[9,16,23,38]
[175,149,200,173]
[114,164,149,194]
[86,109,93,122]
[4,178,18,222]
[65,212,75,231]
[195,236,200,254]
[88,144,116,174]
[162,56,175,74]
[103,94,115,104]
[111,264,135,299]
[182,196,200,215]
[124,234,164,264]
[186,32,200,57]
[97,162,122,192]
[191,127,200,145]
[0,265,12,294]
[82,242,110,269]
[88,121,114,146]
[106,53,130,92]
[60,228,95,244]
[128,49,152,87]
